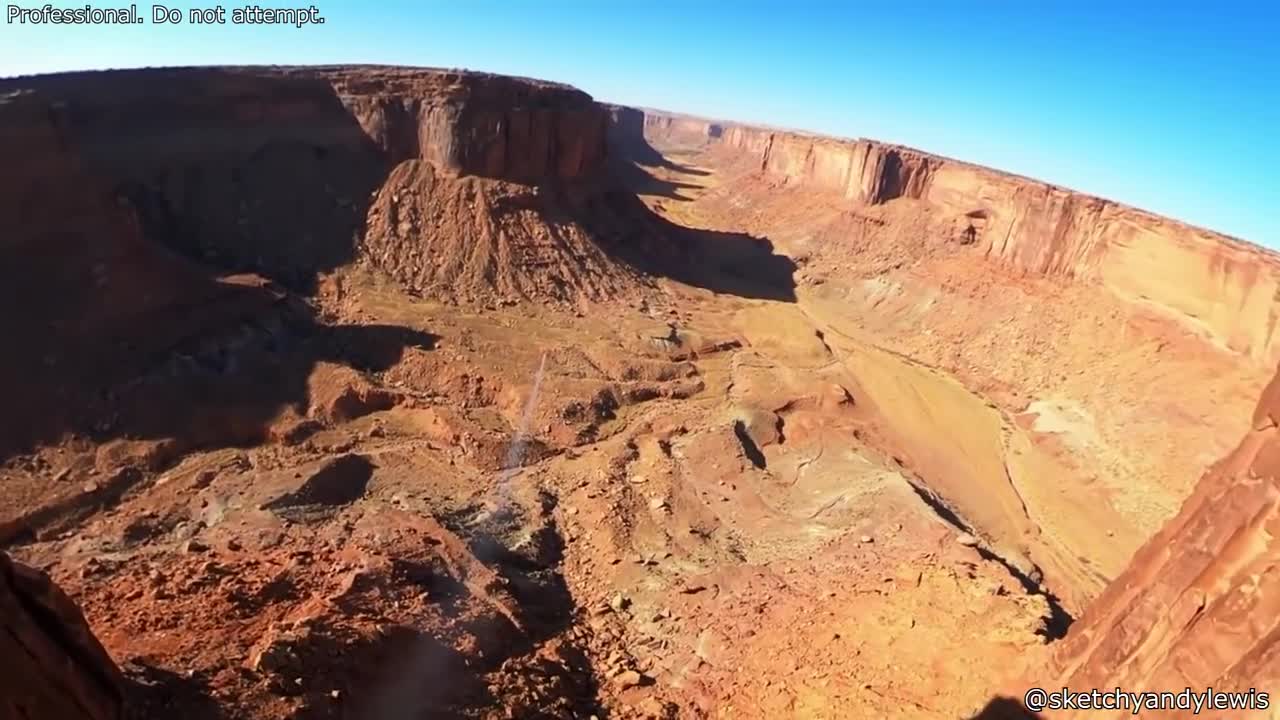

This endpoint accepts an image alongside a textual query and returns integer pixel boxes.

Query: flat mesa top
[0,65,592,100]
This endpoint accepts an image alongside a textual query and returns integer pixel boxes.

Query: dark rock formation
[0,552,124,720]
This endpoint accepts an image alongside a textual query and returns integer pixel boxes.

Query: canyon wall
[0,66,613,457]
[323,66,608,180]
[0,85,287,457]
[3,67,609,289]
[1021,364,1280,718]
[628,110,1280,366]
[640,109,724,144]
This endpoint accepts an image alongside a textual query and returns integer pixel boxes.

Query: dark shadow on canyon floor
[598,127,797,301]
[968,697,1044,720]
[589,184,798,302]
[604,113,711,176]
[494,182,798,303]
[0,311,439,544]
[608,156,702,201]
[6,67,390,294]
[0,68,440,465]
[659,156,711,176]
[616,140,711,177]
[123,662,227,720]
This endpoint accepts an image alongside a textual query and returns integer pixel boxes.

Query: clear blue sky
[3,1,1277,245]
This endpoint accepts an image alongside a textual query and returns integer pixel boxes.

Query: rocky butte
[1,66,625,460]
[1,66,1277,719]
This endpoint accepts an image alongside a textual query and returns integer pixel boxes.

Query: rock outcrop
[622,109,1280,366]
[326,67,608,181]
[360,159,640,304]
[0,552,124,720]
[1012,365,1280,718]
[0,66,628,459]
[2,66,610,289]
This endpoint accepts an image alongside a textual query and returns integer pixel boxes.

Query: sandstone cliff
[0,66,624,459]
[0,552,124,720]
[320,66,607,180]
[1009,363,1280,718]
[624,109,1280,366]
[640,109,724,145]
[2,66,610,289]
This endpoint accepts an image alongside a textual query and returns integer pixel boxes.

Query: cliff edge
[1016,363,1280,718]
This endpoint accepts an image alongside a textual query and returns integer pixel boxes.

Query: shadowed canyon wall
[5,66,609,288]
[0,66,611,458]
[626,109,1280,367]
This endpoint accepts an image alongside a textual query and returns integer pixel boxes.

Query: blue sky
[2,1,1277,245]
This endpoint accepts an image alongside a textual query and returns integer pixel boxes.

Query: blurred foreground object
[0,551,124,720]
